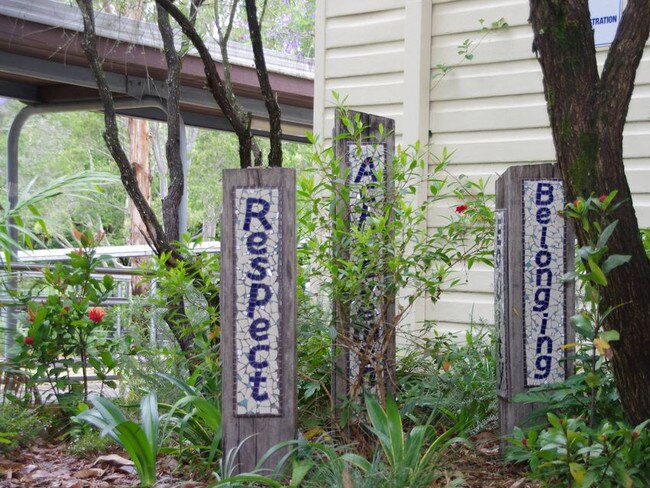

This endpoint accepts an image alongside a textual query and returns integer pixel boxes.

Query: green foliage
[508,192,644,486]
[432,18,508,92]
[157,372,222,465]
[398,325,497,436]
[507,414,650,487]
[0,101,126,246]
[341,393,467,488]
[67,427,116,457]
[0,403,49,453]
[514,192,628,425]
[76,393,160,487]
[301,105,494,406]
[8,230,118,408]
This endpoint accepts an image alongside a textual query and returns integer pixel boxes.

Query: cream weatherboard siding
[314,0,650,336]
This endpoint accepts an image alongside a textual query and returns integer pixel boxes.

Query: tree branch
[75,0,168,255]
[156,3,184,241]
[599,0,650,139]
[155,0,255,168]
[245,0,283,167]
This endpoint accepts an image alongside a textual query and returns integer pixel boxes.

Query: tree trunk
[127,117,151,295]
[529,0,650,423]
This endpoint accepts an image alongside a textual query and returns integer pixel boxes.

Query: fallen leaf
[73,467,104,479]
[509,478,527,488]
[92,454,134,467]
[118,465,137,475]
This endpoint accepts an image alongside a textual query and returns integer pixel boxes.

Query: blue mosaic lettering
[535,182,554,206]
[354,156,378,184]
[243,198,272,231]
[536,207,551,224]
[536,268,553,287]
[246,257,269,281]
[540,227,548,249]
[535,250,552,267]
[248,344,270,369]
[533,288,550,312]
[536,336,553,355]
[249,370,269,401]
[540,313,549,334]
[250,318,270,341]
[247,283,272,318]
[534,355,552,379]
[246,232,268,255]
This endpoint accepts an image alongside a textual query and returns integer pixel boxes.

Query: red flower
[599,194,607,203]
[24,336,34,346]
[455,204,469,214]
[521,438,527,446]
[573,198,580,207]
[87,307,107,324]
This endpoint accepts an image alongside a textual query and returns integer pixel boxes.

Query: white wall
[315,0,650,335]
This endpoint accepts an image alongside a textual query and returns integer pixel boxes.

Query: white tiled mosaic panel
[347,143,385,229]
[522,180,566,387]
[234,188,281,416]
[346,142,386,394]
[494,209,507,395]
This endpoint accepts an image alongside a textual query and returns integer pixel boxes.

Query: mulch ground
[433,431,539,488]
[0,430,537,487]
[0,441,207,488]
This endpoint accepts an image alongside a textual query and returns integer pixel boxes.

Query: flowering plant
[10,229,117,408]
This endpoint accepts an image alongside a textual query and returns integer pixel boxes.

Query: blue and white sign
[346,142,386,394]
[522,180,567,387]
[234,188,281,416]
[589,0,621,47]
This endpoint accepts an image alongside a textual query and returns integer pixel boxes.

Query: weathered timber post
[332,110,396,417]
[495,163,575,450]
[221,168,296,473]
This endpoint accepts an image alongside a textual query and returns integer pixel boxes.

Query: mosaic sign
[522,179,567,387]
[233,188,281,416]
[494,209,507,396]
[346,142,386,394]
[347,143,385,228]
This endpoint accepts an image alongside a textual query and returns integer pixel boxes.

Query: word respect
[241,196,277,403]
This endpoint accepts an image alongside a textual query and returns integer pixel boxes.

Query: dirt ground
[0,430,536,487]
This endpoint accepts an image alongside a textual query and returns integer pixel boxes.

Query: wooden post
[332,110,396,416]
[221,168,296,473]
[495,164,575,450]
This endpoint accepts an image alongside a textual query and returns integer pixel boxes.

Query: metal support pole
[3,97,189,354]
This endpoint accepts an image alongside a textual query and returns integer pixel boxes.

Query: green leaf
[341,453,372,473]
[290,459,313,487]
[601,254,631,275]
[599,329,620,342]
[570,314,594,339]
[585,372,600,388]
[596,220,618,249]
[587,258,607,285]
[114,421,156,487]
[140,392,159,459]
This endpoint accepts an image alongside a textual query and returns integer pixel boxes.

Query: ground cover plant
[507,193,650,486]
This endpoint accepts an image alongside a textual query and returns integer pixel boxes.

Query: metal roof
[0,0,314,141]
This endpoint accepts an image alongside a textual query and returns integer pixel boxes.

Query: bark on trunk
[128,117,151,295]
[529,0,650,423]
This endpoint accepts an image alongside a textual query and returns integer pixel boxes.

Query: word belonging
[523,180,566,387]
